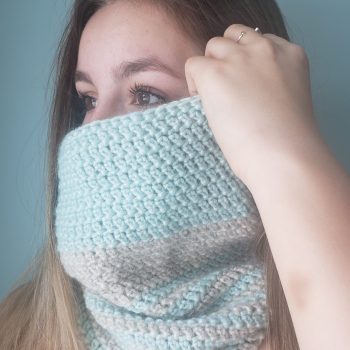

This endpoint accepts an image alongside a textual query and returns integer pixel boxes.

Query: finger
[205,36,242,59]
[224,23,263,44]
[184,55,218,96]
[263,33,290,47]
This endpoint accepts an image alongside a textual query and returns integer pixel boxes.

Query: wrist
[237,131,334,193]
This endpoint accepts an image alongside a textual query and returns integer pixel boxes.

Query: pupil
[138,92,149,105]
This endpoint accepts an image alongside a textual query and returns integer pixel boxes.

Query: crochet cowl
[55,95,268,350]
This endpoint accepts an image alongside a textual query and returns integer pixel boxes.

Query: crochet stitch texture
[55,95,268,349]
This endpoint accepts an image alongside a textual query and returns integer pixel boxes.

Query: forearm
[245,137,350,349]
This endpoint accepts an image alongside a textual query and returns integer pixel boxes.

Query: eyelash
[77,82,167,114]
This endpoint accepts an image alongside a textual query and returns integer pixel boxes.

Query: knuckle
[205,36,222,54]
[257,38,278,58]
[184,57,191,69]
[223,23,242,37]
[290,44,309,63]
[184,56,196,72]
[185,56,195,67]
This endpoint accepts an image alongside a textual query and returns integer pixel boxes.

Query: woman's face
[75,1,203,125]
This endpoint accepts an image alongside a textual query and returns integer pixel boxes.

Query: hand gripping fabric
[55,95,268,350]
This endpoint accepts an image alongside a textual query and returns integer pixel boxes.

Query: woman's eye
[129,83,166,107]
[78,94,97,113]
[77,84,166,115]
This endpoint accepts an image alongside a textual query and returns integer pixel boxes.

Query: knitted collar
[55,95,267,349]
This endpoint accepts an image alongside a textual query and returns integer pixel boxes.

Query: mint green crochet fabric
[55,95,268,349]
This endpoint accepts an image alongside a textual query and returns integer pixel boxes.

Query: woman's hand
[185,25,350,350]
[185,24,323,186]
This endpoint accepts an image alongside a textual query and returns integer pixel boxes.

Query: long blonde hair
[0,1,299,349]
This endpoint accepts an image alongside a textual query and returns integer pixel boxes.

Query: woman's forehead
[76,1,201,78]
[79,2,190,53]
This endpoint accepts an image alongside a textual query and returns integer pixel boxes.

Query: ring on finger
[236,27,262,44]
[236,31,246,43]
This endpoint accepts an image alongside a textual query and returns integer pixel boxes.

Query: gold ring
[236,31,246,43]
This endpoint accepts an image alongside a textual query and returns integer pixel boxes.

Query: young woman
[1,1,349,349]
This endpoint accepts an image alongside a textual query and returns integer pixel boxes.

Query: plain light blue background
[0,1,349,300]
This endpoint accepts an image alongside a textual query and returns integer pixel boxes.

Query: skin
[186,24,350,350]
[76,1,350,349]
[75,1,202,124]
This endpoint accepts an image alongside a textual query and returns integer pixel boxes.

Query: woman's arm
[184,22,350,349]
[245,135,350,350]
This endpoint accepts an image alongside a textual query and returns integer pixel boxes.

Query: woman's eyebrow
[75,70,93,85]
[75,55,183,84]
[116,56,183,80]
